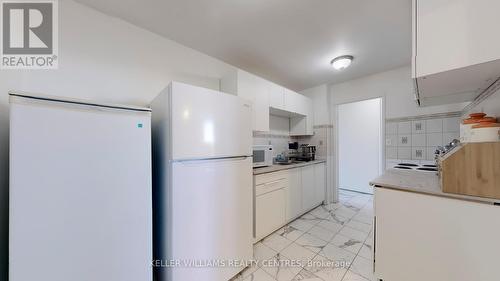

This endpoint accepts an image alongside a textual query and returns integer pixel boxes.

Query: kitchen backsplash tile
[412,120,426,134]
[386,115,460,166]
[426,149,437,162]
[253,134,290,158]
[386,135,398,147]
[426,133,443,147]
[425,119,443,133]
[443,117,460,132]
[397,147,412,159]
[295,126,331,160]
[398,121,412,134]
[398,134,412,147]
[256,123,332,161]
[411,134,426,147]
[443,132,459,144]
[386,147,397,159]
[386,122,398,135]
[412,147,426,160]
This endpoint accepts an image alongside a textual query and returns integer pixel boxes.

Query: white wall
[329,66,468,119]
[300,66,467,126]
[0,1,238,278]
[466,88,500,117]
[300,84,329,125]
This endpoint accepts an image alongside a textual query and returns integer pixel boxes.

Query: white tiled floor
[232,189,375,281]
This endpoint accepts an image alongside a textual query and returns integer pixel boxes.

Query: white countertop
[253,159,326,175]
[370,169,500,205]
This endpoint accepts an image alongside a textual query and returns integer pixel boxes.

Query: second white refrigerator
[151,82,253,281]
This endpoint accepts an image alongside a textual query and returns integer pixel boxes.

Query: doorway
[336,97,383,194]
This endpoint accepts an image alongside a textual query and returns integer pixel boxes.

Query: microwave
[252,145,273,168]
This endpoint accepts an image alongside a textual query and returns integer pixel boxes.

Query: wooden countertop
[370,169,500,205]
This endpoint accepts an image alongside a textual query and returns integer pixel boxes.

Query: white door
[168,157,253,281]
[9,97,152,281]
[338,98,382,194]
[170,82,252,160]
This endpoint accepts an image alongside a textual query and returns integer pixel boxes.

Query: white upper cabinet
[253,76,272,132]
[285,89,307,116]
[305,100,314,136]
[290,96,313,136]
[268,82,286,110]
[413,0,500,106]
[221,70,270,132]
[222,69,313,135]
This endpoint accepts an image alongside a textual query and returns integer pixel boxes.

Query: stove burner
[416,167,438,172]
[397,163,419,167]
[394,166,413,170]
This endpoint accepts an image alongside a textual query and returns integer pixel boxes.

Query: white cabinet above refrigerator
[221,69,314,135]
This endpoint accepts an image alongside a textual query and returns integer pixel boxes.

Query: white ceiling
[75,0,412,91]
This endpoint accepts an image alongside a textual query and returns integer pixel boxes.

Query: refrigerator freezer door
[166,157,253,281]
[170,82,252,160]
[9,98,152,281]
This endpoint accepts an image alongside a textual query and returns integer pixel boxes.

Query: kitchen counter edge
[253,160,326,175]
[370,169,500,205]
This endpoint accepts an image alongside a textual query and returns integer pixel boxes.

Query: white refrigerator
[151,82,253,281]
[9,93,152,281]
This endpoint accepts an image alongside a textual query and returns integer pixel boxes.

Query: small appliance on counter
[253,145,274,167]
[274,153,292,165]
[288,141,299,150]
[293,144,316,162]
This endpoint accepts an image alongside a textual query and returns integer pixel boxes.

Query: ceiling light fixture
[331,55,354,70]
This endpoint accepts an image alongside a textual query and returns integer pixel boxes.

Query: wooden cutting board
[441,142,500,199]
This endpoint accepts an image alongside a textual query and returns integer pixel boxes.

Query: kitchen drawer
[255,170,288,186]
[255,178,288,196]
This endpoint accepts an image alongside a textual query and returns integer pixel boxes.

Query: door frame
[333,96,385,195]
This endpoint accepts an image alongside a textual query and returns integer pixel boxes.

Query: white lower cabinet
[374,187,500,281]
[255,188,286,240]
[286,168,302,221]
[314,163,326,204]
[301,165,316,212]
[254,162,327,241]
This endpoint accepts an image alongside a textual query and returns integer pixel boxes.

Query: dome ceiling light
[331,55,354,70]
